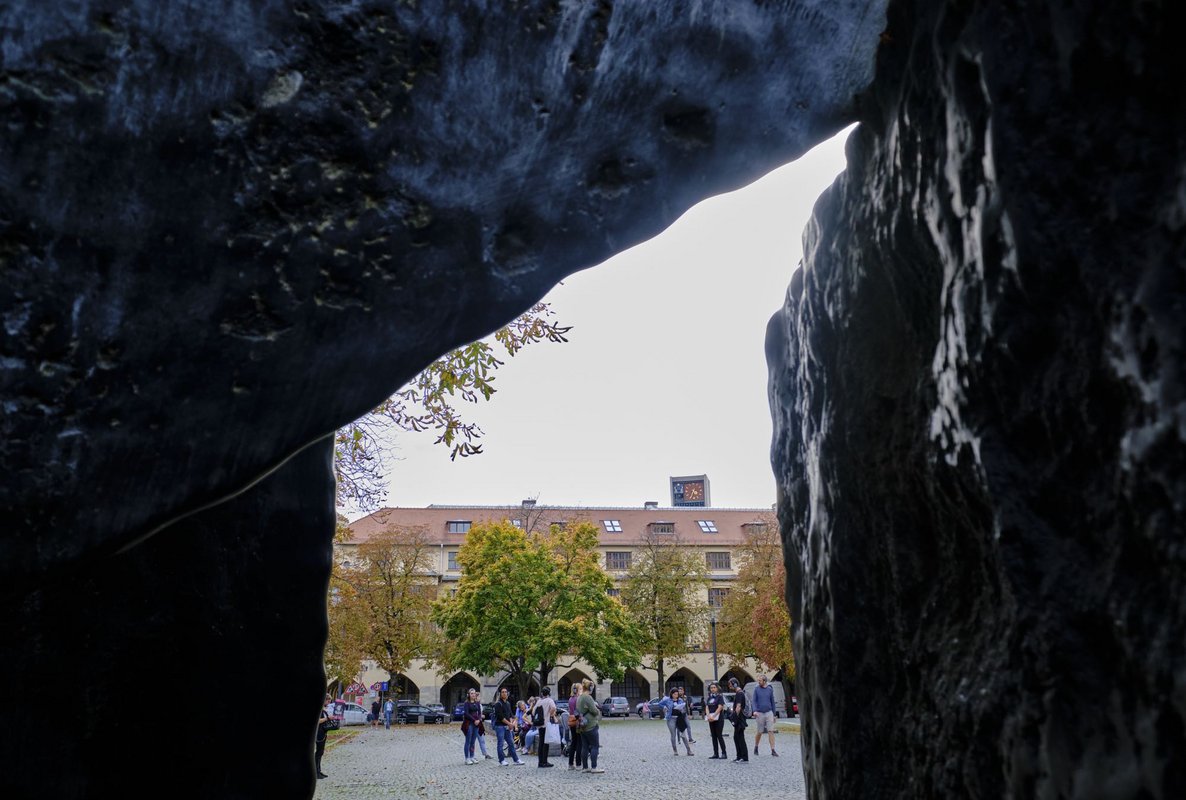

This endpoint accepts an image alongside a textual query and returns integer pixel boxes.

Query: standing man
[494,687,526,766]
[751,675,778,756]
[728,678,749,763]
[535,687,557,768]
[383,696,395,730]
[370,698,381,728]
[315,694,331,780]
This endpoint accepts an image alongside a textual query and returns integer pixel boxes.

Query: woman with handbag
[461,688,485,765]
[566,684,584,770]
[314,694,332,780]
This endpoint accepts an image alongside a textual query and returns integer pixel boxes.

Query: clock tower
[670,474,710,507]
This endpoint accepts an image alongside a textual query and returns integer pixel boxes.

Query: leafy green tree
[334,303,570,508]
[620,529,710,694]
[717,515,795,696]
[432,520,642,699]
[330,523,442,693]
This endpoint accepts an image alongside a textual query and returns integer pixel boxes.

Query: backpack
[533,704,545,726]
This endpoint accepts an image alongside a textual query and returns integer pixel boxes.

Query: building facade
[336,502,783,710]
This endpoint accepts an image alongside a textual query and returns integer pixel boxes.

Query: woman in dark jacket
[729,678,749,763]
[705,682,728,760]
[461,689,484,764]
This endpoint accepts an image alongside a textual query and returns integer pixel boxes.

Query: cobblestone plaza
[316,718,805,799]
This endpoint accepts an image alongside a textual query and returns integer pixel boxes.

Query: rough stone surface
[768,1,1185,797]
[0,2,889,797]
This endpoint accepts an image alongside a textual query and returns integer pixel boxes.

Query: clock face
[672,479,705,506]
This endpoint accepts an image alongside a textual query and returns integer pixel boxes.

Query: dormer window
[447,520,472,534]
[649,522,675,534]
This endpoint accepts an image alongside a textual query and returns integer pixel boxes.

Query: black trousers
[568,725,584,766]
[538,727,551,766]
[732,723,748,761]
[314,735,327,774]
[709,718,728,758]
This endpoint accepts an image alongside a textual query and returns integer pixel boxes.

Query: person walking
[566,684,584,770]
[383,697,395,730]
[751,675,779,756]
[576,678,604,773]
[494,687,526,766]
[370,699,381,728]
[315,694,331,780]
[728,678,749,763]
[705,682,729,760]
[535,687,557,768]
[461,688,484,764]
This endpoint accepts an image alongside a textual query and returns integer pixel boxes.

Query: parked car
[452,702,465,721]
[636,697,666,718]
[791,696,799,716]
[397,704,449,724]
[742,680,788,717]
[427,703,446,715]
[330,700,369,726]
[599,696,631,717]
[482,703,496,721]
[688,695,704,717]
[451,701,497,721]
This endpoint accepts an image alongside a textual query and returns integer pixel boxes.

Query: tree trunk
[656,658,665,696]
[537,660,552,697]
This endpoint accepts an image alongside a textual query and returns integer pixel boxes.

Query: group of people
[658,675,780,763]
[369,698,395,729]
[459,678,605,773]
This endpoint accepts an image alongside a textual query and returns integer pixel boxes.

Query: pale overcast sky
[362,127,853,516]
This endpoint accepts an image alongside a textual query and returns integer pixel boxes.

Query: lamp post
[710,607,719,682]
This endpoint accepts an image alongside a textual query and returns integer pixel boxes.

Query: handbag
[567,714,579,728]
[544,721,561,745]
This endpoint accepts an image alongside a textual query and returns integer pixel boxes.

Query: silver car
[600,696,631,717]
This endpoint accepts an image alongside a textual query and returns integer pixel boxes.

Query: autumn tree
[334,303,570,509]
[329,523,442,693]
[432,520,642,699]
[717,516,795,700]
[620,529,710,694]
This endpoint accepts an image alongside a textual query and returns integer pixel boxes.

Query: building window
[447,551,459,571]
[742,522,770,534]
[606,588,621,598]
[706,552,731,570]
[606,551,632,571]
[447,520,472,534]
[708,588,730,607]
[511,519,523,528]
[649,522,675,534]
[697,520,717,533]
[602,519,622,532]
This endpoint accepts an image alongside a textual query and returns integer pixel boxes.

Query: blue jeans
[463,725,481,760]
[495,725,519,763]
[383,710,392,729]
[524,728,537,753]
[581,728,600,769]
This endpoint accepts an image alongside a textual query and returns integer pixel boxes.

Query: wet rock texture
[769,1,1185,797]
[0,1,887,796]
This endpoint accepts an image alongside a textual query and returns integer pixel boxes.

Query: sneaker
[484,754,493,759]
[465,759,473,765]
[568,765,577,771]
[589,768,605,774]
[499,761,509,767]
[581,768,591,773]
[539,764,554,768]
[513,761,525,766]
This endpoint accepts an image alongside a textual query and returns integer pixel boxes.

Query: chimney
[522,499,536,508]
[644,501,658,510]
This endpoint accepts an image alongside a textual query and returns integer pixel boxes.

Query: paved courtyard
[316,717,805,799]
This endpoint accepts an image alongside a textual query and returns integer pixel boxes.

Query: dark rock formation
[769,1,1185,797]
[1,1,888,796]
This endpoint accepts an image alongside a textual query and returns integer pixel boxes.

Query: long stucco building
[337,500,784,711]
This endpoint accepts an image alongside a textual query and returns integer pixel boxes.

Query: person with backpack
[728,678,749,763]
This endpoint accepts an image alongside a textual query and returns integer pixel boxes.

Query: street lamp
[709,607,719,682]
